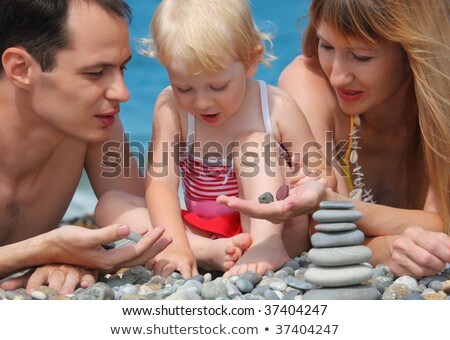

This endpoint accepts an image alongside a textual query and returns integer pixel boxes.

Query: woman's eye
[319,43,333,50]
[352,54,373,62]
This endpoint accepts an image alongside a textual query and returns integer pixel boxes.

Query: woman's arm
[364,228,450,278]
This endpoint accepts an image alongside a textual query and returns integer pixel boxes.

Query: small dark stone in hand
[258,192,274,204]
[276,184,289,201]
[101,243,116,250]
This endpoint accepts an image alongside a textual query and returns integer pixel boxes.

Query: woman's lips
[337,89,364,102]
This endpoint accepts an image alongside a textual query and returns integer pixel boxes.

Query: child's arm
[224,131,294,276]
[269,85,337,191]
[216,84,332,222]
[145,89,198,278]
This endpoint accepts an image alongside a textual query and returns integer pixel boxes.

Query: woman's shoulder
[279,55,331,98]
[278,56,337,125]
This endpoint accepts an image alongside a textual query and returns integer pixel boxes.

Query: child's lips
[200,112,221,123]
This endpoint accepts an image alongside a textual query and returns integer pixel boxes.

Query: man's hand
[49,224,172,274]
[0,265,97,295]
[216,178,326,224]
[388,226,450,278]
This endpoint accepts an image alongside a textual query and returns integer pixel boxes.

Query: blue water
[64,0,311,219]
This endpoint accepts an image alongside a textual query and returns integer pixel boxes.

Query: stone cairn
[303,201,380,300]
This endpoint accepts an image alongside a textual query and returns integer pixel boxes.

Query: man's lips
[95,110,119,127]
[337,89,364,102]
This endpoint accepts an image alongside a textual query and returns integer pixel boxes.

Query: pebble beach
[2,257,450,301]
[1,214,449,301]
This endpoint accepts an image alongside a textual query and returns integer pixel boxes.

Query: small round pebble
[235,279,254,293]
[258,192,274,204]
[276,184,289,200]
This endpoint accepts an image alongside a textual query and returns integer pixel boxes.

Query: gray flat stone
[315,222,357,232]
[126,231,143,243]
[308,246,372,266]
[304,264,374,287]
[302,285,380,300]
[311,230,365,248]
[319,201,355,210]
[112,231,143,248]
[284,277,316,290]
[312,209,363,223]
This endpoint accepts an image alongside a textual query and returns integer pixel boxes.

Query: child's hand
[149,244,199,279]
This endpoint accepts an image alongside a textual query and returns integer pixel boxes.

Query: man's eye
[87,70,104,77]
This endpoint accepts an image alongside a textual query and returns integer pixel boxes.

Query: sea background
[64,0,311,220]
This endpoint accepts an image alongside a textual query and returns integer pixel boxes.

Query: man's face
[29,2,132,143]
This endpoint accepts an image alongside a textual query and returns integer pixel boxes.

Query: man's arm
[0,233,53,278]
[0,224,171,286]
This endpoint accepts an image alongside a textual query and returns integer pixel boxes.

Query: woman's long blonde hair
[142,0,275,75]
[303,0,450,233]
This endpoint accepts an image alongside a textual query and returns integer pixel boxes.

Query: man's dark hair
[0,0,132,74]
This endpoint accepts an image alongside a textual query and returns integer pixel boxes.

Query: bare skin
[218,22,448,278]
[191,233,253,272]
[95,191,253,276]
[0,3,171,293]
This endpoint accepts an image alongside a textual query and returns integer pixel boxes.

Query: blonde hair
[303,0,450,233]
[142,0,275,75]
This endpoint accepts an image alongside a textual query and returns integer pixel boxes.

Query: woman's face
[316,22,411,116]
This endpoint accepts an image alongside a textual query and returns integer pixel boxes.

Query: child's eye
[211,84,227,92]
[120,65,128,73]
[176,87,192,94]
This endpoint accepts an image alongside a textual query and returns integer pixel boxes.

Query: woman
[218,0,450,278]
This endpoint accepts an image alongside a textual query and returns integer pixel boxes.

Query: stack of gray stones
[303,201,380,300]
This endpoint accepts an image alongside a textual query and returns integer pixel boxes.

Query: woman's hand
[217,178,326,224]
[388,226,450,278]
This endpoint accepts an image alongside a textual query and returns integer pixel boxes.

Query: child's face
[316,22,410,116]
[166,59,252,127]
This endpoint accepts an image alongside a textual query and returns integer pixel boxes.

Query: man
[0,0,171,294]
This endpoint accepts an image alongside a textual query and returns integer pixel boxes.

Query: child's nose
[194,92,213,111]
